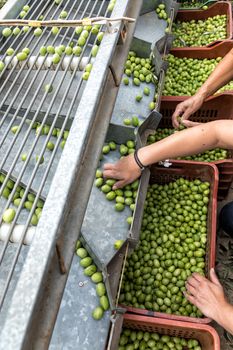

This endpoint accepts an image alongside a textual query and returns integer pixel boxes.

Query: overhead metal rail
[0,0,141,348]
[0,15,135,27]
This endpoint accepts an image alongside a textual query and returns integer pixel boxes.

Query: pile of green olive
[172,15,227,47]
[163,55,233,96]
[95,140,139,224]
[123,51,154,87]
[147,128,228,162]
[155,3,168,20]
[118,328,202,350]
[123,51,157,109]
[119,177,210,318]
[76,240,109,320]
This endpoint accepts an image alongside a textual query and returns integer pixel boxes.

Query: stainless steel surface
[134,0,179,53]
[0,0,142,348]
[111,79,157,125]
[81,123,141,309]
[50,254,111,350]
[82,145,132,267]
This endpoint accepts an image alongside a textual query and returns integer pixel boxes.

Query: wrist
[137,148,150,167]
[134,149,147,170]
[214,300,232,326]
[196,87,209,101]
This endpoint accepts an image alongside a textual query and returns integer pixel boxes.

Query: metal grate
[0,0,111,310]
[0,0,137,347]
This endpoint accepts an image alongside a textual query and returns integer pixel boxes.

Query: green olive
[22,47,30,55]
[21,153,27,161]
[47,141,55,151]
[59,10,68,19]
[34,28,42,37]
[36,155,44,164]
[52,53,61,64]
[91,45,99,57]
[51,26,59,35]
[22,26,29,33]
[44,84,53,93]
[2,208,16,223]
[23,5,30,12]
[13,27,20,36]
[77,36,86,46]
[65,46,73,55]
[19,10,27,18]
[135,94,142,102]
[6,47,14,56]
[16,52,28,61]
[73,46,82,56]
[82,72,90,80]
[2,27,12,37]
[47,45,55,54]
[40,46,47,56]
[97,32,104,42]
[0,61,4,72]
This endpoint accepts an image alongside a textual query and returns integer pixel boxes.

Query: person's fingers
[187,275,201,290]
[180,107,194,121]
[183,292,198,308]
[192,272,206,282]
[186,282,197,296]
[112,180,127,190]
[172,104,186,128]
[172,116,180,129]
[182,120,201,128]
[103,163,115,170]
[210,268,222,287]
[103,169,120,179]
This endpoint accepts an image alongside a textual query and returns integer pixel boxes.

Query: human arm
[185,269,233,335]
[172,48,233,128]
[103,120,233,189]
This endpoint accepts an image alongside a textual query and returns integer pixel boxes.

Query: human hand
[182,120,202,128]
[103,154,141,190]
[185,268,227,321]
[172,94,205,128]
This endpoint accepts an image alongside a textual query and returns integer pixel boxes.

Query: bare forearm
[139,120,233,166]
[198,49,233,100]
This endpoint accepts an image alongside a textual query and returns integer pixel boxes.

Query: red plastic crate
[174,2,232,49]
[162,41,233,100]
[160,96,233,200]
[122,314,220,350]
[121,161,218,324]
